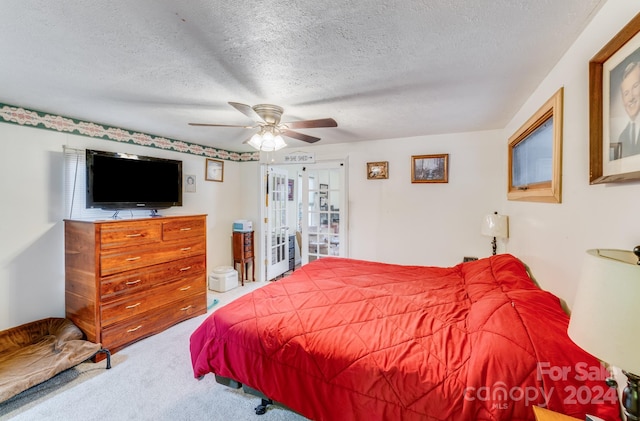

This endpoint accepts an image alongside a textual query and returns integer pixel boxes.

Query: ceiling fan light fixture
[247,128,287,152]
[273,134,287,151]
[262,130,274,142]
[248,132,264,150]
[260,130,276,150]
[189,102,335,149]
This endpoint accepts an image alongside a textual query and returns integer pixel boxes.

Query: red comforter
[190,255,620,420]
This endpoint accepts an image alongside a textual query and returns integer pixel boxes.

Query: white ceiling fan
[189,102,337,150]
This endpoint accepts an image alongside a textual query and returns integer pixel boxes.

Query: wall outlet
[463,256,478,262]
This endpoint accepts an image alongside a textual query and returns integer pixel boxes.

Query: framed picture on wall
[411,154,448,183]
[205,158,224,182]
[184,174,196,193]
[367,161,388,179]
[589,12,640,183]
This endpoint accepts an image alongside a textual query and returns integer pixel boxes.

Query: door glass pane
[306,168,341,261]
[267,167,289,279]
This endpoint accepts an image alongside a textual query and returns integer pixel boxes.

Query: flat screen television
[86,149,182,211]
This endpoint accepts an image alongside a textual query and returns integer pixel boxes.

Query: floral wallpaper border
[0,103,259,162]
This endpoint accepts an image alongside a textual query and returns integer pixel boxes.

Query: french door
[265,166,290,280]
[301,162,346,264]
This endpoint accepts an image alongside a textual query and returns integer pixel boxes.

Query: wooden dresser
[64,214,207,357]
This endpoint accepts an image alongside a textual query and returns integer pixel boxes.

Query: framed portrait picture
[205,158,224,182]
[184,174,196,193]
[589,12,640,183]
[411,154,448,183]
[367,161,388,179]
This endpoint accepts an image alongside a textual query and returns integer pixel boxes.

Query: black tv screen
[86,149,183,210]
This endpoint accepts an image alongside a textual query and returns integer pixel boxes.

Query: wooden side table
[233,231,254,285]
[532,406,581,421]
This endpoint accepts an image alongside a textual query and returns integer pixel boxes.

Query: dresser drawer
[101,293,206,350]
[100,238,205,276]
[244,233,253,257]
[162,217,205,241]
[100,255,206,300]
[100,270,151,300]
[99,220,162,250]
[101,274,204,326]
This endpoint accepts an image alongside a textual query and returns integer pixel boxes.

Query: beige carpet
[0,279,308,421]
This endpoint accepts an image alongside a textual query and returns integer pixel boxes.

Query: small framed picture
[367,161,388,179]
[205,158,224,182]
[184,174,196,192]
[411,154,449,183]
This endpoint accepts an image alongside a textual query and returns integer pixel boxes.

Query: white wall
[267,129,504,267]
[0,123,243,330]
[503,0,640,307]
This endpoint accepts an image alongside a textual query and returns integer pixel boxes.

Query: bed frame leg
[96,348,112,369]
[254,398,273,415]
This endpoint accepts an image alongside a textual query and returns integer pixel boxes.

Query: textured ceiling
[0,1,605,152]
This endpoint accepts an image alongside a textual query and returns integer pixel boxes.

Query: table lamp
[481,212,509,255]
[567,248,640,420]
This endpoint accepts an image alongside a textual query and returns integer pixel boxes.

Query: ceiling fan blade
[282,129,321,143]
[284,118,337,129]
[228,102,264,122]
[188,123,255,128]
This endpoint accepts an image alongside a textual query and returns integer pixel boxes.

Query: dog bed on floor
[0,317,110,403]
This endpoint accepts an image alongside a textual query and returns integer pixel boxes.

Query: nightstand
[532,406,581,421]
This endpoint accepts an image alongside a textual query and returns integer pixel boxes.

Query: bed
[190,255,620,420]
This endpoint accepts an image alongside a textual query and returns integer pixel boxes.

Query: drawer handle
[125,279,141,285]
[180,266,192,271]
[126,256,141,261]
[179,286,191,291]
[180,305,193,311]
[126,233,142,238]
[180,227,192,231]
[126,302,141,309]
[180,247,192,251]
[127,325,142,333]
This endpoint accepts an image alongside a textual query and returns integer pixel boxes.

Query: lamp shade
[567,249,640,375]
[273,135,286,151]
[247,133,263,150]
[481,213,509,238]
